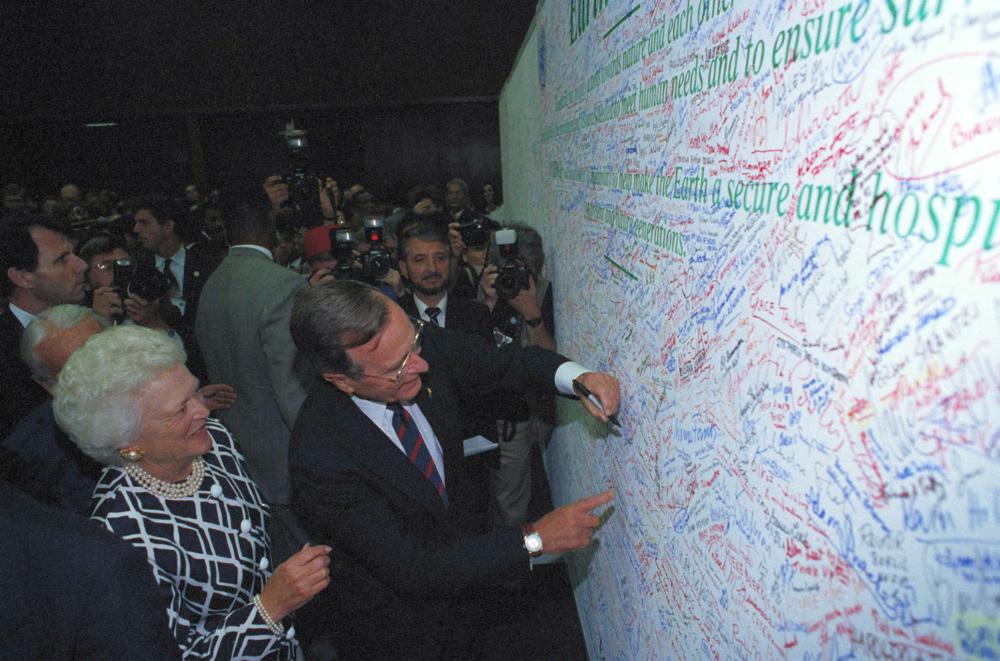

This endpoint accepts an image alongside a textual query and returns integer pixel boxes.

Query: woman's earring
[119,447,144,462]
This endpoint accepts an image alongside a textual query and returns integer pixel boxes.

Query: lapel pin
[193,271,200,278]
[426,387,432,398]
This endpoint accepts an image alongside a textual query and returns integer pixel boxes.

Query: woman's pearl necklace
[125,456,206,498]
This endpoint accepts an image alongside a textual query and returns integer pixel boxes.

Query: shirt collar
[8,302,36,328]
[155,244,186,270]
[230,244,274,261]
[413,292,447,320]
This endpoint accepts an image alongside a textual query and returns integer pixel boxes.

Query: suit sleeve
[259,273,312,430]
[427,325,569,397]
[78,537,182,660]
[293,461,526,597]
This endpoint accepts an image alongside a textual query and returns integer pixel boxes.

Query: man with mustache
[396,220,492,339]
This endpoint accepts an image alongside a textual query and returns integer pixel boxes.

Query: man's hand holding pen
[573,372,621,425]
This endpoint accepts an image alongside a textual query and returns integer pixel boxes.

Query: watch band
[523,316,543,327]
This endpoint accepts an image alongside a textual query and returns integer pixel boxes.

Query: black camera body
[330,229,359,279]
[457,216,492,247]
[281,123,320,227]
[112,258,173,302]
[494,229,531,301]
[361,216,392,280]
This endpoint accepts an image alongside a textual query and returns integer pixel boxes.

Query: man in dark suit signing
[288,279,618,659]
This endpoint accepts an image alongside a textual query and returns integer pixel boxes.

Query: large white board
[501,0,1000,658]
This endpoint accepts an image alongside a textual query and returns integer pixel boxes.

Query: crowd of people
[0,172,619,660]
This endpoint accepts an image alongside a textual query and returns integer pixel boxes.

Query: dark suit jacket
[289,327,567,659]
[134,238,223,327]
[0,303,48,440]
[0,480,181,659]
[135,240,223,381]
[1,398,103,514]
[398,291,492,341]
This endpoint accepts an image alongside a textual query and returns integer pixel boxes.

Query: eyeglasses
[357,317,425,385]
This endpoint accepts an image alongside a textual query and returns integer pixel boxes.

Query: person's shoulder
[0,303,21,342]
[205,417,248,464]
[397,292,418,315]
[1,480,142,562]
[90,468,140,522]
[187,237,226,261]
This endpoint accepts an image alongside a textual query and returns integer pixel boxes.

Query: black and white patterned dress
[91,419,297,660]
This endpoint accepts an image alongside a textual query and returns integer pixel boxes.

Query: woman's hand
[259,543,332,623]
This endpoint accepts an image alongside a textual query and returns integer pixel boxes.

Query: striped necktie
[425,306,441,326]
[387,402,448,506]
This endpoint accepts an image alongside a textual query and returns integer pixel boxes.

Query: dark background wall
[0,1,535,204]
[2,100,502,205]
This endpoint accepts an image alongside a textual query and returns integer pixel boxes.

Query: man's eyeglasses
[357,317,425,384]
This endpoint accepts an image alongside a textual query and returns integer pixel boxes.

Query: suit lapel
[323,386,447,516]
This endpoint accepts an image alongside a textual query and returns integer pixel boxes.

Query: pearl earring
[120,447,144,462]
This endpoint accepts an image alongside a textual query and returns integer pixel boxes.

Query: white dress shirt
[413,293,448,328]
[352,396,447,485]
[8,302,36,328]
[349,361,589,482]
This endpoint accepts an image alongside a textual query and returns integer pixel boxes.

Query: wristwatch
[522,523,544,557]
[523,316,543,327]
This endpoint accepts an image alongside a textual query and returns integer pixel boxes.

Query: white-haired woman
[53,325,330,659]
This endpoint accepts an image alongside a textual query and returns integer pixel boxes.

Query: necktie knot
[425,307,441,326]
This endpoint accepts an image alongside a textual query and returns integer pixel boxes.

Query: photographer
[78,234,171,333]
[301,224,404,298]
[478,224,558,527]
[450,213,499,301]
[479,225,555,352]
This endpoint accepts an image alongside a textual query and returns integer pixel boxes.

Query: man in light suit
[288,279,618,659]
[195,196,314,560]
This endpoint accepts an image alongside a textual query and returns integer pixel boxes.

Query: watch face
[525,532,543,553]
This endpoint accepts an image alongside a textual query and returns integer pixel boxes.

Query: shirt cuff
[554,362,590,395]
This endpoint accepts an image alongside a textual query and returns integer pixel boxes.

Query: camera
[280,122,321,226]
[112,258,172,302]
[330,229,359,279]
[361,216,392,280]
[493,229,531,301]
[457,216,492,247]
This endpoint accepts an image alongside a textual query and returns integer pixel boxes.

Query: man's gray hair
[53,325,186,466]
[20,305,108,383]
[290,280,389,378]
[447,178,469,194]
[398,221,452,261]
[506,222,545,273]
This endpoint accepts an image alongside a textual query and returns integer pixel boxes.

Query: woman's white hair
[53,325,186,466]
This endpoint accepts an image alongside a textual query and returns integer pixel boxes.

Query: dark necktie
[162,257,179,291]
[425,306,441,327]
[387,403,448,506]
